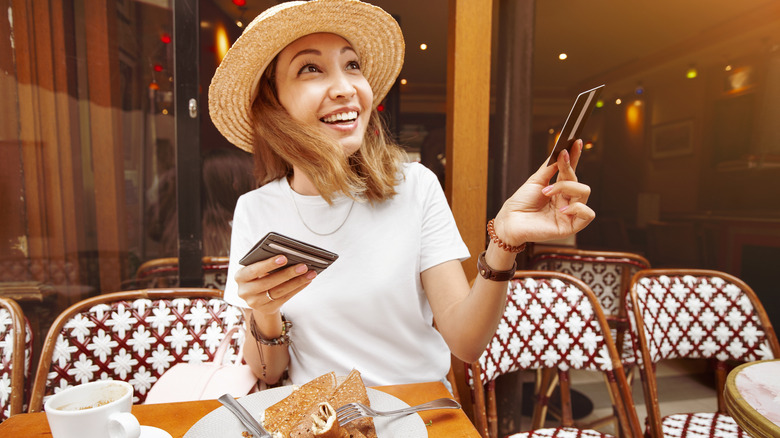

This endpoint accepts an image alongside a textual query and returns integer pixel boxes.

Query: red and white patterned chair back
[125,257,229,291]
[28,288,244,412]
[474,274,616,384]
[628,269,780,438]
[0,297,33,422]
[468,271,641,438]
[530,248,650,320]
[202,258,230,291]
[630,270,778,365]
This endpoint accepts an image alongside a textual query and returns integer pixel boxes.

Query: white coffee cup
[44,380,141,438]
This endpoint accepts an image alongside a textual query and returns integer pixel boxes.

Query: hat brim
[208,0,405,152]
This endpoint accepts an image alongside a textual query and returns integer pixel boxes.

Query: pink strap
[213,326,244,366]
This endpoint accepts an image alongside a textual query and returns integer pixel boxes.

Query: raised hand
[492,140,595,247]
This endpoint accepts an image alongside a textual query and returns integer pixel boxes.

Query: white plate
[184,387,428,437]
[141,425,172,438]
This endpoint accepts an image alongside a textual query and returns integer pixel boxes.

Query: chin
[332,131,366,156]
[340,140,362,156]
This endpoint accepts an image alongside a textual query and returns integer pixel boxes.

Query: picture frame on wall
[651,119,693,159]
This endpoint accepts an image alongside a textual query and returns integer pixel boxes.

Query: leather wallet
[238,232,338,273]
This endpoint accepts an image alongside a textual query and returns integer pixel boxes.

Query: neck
[289,168,319,196]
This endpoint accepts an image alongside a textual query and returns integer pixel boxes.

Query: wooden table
[0,381,480,437]
[724,359,780,438]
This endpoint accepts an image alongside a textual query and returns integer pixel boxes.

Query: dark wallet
[238,231,339,273]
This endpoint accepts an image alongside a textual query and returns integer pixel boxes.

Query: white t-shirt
[223,162,470,387]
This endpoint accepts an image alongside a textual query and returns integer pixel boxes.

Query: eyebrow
[289,46,357,64]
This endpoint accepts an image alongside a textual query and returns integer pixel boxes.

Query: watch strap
[477,250,517,282]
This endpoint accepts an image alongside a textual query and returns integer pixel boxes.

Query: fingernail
[542,185,554,195]
[559,205,569,213]
[295,264,308,274]
[275,255,286,265]
[306,271,317,280]
[562,149,570,163]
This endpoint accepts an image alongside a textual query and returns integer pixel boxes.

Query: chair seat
[508,427,614,438]
[661,412,748,437]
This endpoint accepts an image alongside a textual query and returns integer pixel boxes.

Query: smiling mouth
[321,111,358,124]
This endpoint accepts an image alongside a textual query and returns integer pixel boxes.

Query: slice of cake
[264,370,376,438]
[323,370,376,438]
[262,372,338,437]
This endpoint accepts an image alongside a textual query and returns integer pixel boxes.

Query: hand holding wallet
[239,232,338,274]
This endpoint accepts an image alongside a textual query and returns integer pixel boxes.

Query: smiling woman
[208,0,594,391]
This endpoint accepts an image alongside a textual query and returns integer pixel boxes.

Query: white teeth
[322,111,358,123]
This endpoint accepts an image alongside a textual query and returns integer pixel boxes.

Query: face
[274,33,373,156]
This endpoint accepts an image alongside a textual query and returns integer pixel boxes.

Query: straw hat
[209,0,405,152]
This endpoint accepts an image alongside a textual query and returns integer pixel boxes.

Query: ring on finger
[266,290,275,302]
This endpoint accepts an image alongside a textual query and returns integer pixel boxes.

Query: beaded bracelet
[249,313,293,346]
[487,219,527,253]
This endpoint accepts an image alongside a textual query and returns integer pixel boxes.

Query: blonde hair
[250,60,406,204]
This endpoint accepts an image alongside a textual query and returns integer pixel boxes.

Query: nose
[328,71,356,100]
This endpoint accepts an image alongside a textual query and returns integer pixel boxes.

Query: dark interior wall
[741,244,780,330]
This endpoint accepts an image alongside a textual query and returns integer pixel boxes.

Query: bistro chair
[529,247,651,359]
[529,247,650,429]
[628,269,780,438]
[0,297,33,421]
[124,256,230,291]
[28,288,244,412]
[467,271,642,438]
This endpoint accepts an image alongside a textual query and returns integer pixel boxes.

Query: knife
[218,393,272,438]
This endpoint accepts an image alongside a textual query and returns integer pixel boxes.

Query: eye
[346,60,361,70]
[298,64,320,75]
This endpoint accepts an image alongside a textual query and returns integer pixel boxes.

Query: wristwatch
[477,250,517,282]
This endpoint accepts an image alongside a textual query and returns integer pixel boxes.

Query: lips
[320,110,358,124]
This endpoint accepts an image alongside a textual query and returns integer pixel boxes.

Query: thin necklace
[289,188,356,236]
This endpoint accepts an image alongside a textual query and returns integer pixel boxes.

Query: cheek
[359,80,374,108]
[278,87,313,122]
[275,81,294,112]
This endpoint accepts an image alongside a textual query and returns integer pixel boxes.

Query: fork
[335,397,461,426]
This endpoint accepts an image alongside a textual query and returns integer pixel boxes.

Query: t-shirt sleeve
[415,164,471,272]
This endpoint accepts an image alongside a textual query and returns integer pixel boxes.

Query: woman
[209,0,595,388]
